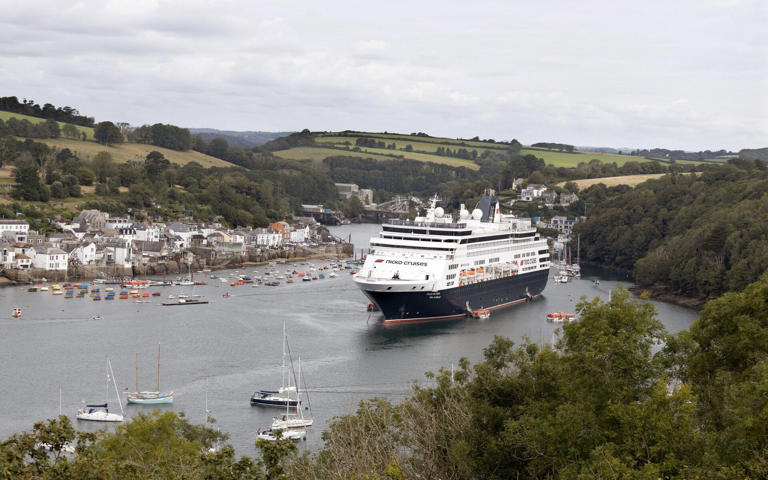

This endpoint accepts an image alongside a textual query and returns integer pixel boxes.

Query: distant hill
[187,128,293,148]
[267,131,643,169]
[739,147,768,161]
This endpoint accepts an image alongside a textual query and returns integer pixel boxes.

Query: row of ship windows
[467,239,536,250]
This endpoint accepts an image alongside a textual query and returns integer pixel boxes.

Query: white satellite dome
[434,206,444,218]
[459,208,470,220]
[471,208,483,220]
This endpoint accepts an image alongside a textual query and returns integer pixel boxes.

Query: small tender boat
[472,309,491,319]
[546,312,577,323]
[11,307,22,318]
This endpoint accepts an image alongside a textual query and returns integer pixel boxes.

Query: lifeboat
[141,292,150,297]
[477,267,484,274]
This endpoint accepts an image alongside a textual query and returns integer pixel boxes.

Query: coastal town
[0,211,353,285]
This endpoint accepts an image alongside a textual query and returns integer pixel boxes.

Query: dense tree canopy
[576,160,768,299]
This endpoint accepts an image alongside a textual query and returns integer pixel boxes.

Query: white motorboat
[256,427,306,442]
[77,358,124,422]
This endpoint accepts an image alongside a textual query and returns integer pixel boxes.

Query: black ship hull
[361,269,549,324]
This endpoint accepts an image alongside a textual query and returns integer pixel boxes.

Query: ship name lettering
[385,260,428,267]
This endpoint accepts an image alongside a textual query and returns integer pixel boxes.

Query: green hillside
[1,110,232,168]
[273,131,646,169]
[37,138,234,169]
[0,110,95,139]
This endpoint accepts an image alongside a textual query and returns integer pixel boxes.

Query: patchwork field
[36,138,233,168]
[310,132,645,169]
[558,174,669,189]
[272,145,480,169]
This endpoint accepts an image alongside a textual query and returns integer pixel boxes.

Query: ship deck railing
[384,219,467,229]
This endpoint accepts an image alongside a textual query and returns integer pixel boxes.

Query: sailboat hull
[250,391,300,408]
[126,394,174,404]
[76,410,124,422]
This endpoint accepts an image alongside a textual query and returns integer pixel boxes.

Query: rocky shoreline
[577,260,706,311]
[628,284,708,311]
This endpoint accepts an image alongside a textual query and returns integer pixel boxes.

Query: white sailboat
[126,344,174,404]
[77,358,124,422]
[271,355,314,430]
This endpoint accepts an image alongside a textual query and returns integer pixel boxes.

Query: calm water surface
[0,223,698,454]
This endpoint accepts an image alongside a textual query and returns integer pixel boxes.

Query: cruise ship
[353,190,550,324]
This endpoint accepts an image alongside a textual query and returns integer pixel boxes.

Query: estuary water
[0,223,698,454]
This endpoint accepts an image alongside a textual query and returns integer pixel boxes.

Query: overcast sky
[1,0,765,151]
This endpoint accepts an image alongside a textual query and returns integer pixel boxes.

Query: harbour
[0,223,698,454]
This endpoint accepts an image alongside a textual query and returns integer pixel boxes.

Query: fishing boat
[251,322,300,408]
[76,358,124,422]
[126,344,174,404]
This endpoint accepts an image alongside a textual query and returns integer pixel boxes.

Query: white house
[33,247,68,271]
[99,239,133,268]
[166,223,198,247]
[134,224,161,242]
[0,219,29,242]
[254,228,282,247]
[289,226,310,244]
[67,242,97,265]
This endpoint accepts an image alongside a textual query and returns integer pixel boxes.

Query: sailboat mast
[108,358,124,415]
[204,377,209,426]
[281,321,286,390]
[135,352,139,393]
[296,356,301,415]
[300,356,312,418]
[577,234,580,265]
[157,343,161,393]
[105,358,110,405]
